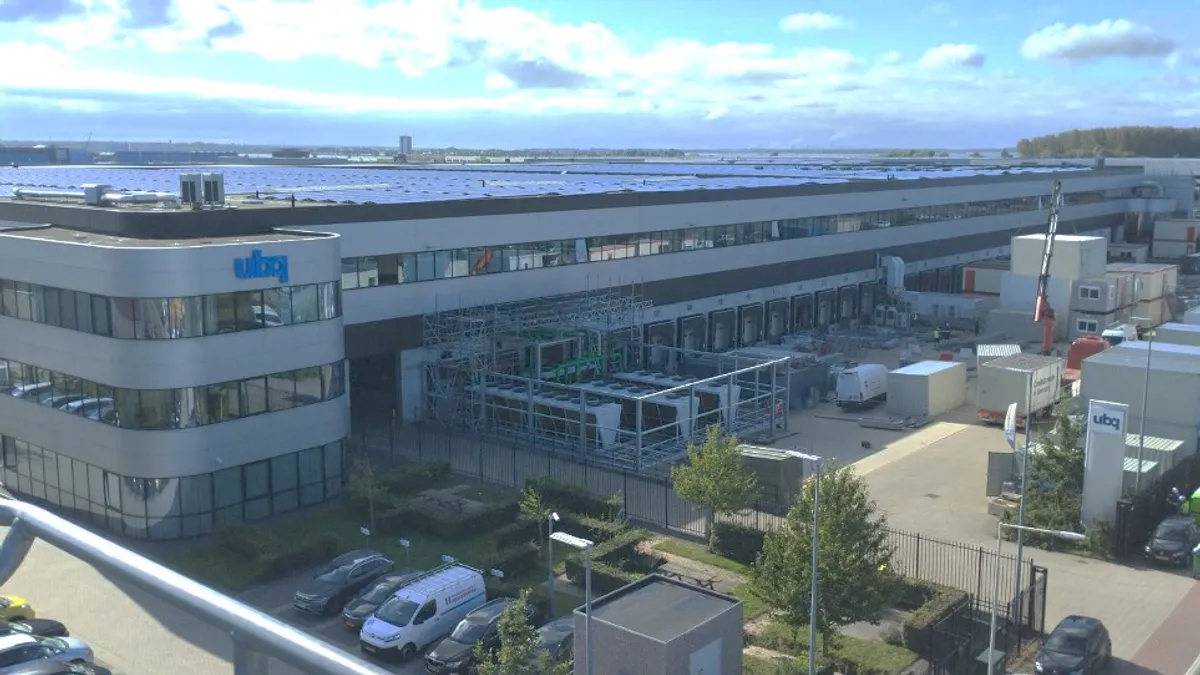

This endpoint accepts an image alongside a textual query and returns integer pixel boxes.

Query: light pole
[547,512,560,616]
[987,523,1086,675]
[551,531,595,675]
[1133,319,1154,494]
[783,449,822,675]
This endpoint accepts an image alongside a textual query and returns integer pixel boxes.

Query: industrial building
[0,162,1192,539]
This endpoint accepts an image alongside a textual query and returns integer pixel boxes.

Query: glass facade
[0,280,341,338]
[341,191,1109,288]
[0,357,346,430]
[0,434,345,539]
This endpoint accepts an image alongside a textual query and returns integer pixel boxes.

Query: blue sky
[0,0,1196,149]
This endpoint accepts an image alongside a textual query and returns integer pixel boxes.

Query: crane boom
[1034,180,1063,354]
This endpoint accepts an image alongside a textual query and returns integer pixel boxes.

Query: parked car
[0,621,67,640]
[5,662,111,675]
[1144,515,1200,566]
[1034,615,1111,675]
[342,570,424,630]
[293,550,393,616]
[535,617,574,666]
[424,598,535,674]
[0,634,93,672]
[0,598,34,622]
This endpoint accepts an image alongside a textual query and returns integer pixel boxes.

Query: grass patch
[452,483,518,507]
[654,538,753,576]
[752,621,918,675]
[549,584,587,618]
[732,583,769,621]
[743,654,805,674]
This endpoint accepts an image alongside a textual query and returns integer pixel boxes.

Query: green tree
[346,454,386,536]
[520,486,552,543]
[671,426,759,551]
[999,149,1013,158]
[750,465,896,657]
[473,590,571,675]
[1015,126,1200,158]
[1005,397,1087,549]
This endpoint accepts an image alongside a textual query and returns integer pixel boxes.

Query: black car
[535,617,574,665]
[293,549,393,616]
[1034,615,1111,675]
[6,663,113,675]
[0,619,69,639]
[1144,515,1199,566]
[342,570,424,630]
[424,598,535,674]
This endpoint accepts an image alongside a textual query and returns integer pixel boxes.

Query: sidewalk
[1129,578,1200,674]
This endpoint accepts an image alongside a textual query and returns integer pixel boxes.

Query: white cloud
[1166,49,1200,69]
[778,12,849,32]
[918,44,986,68]
[1020,19,1176,61]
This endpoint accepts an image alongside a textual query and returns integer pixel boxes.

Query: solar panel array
[0,162,1081,206]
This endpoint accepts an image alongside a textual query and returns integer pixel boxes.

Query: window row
[0,435,345,540]
[0,280,341,339]
[1,358,346,430]
[341,191,1108,288]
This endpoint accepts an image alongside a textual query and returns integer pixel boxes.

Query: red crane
[1034,180,1063,355]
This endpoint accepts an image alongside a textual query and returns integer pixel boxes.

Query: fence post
[915,533,921,579]
[478,439,484,480]
[976,546,985,602]
[664,477,671,530]
[417,426,423,463]
[511,445,517,489]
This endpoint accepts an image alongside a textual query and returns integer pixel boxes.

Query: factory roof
[584,574,739,643]
[0,225,322,248]
[1106,262,1177,274]
[892,360,964,375]
[1085,340,1200,374]
[0,163,1106,209]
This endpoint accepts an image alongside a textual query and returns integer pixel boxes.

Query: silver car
[0,634,93,672]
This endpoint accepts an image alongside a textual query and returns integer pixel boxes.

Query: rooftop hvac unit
[179,172,226,206]
[81,183,112,206]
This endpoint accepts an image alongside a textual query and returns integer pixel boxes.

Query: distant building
[0,145,92,166]
[271,148,311,159]
[398,135,413,155]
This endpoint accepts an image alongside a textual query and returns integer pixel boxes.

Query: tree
[473,590,571,675]
[671,426,759,551]
[999,149,1013,158]
[1006,397,1087,549]
[520,486,552,543]
[1015,126,1200,158]
[346,454,387,537]
[750,465,896,656]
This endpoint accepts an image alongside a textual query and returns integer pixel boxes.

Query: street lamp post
[987,523,1086,675]
[782,449,823,675]
[1133,319,1154,494]
[550,531,595,675]
[547,512,560,616]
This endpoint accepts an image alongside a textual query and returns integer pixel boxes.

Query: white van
[359,563,486,661]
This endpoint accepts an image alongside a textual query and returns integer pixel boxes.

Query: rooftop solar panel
[0,162,1087,207]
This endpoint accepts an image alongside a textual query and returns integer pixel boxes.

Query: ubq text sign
[1089,401,1126,435]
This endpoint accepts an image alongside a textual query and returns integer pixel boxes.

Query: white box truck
[976,353,1064,429]
[836,363,888,410]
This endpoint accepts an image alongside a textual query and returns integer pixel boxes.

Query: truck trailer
[976,353,1065,429]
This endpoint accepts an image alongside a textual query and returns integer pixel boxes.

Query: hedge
[525,477,611,518]
[257,533,340,582]
[897,579,971,658]
[494,517,543,549]
[483,542,543,579]
[560,512,626,545]
[375,498,520,540]
[212,523,341,584]
[563,529,654,595]
[484,579,554,620]
[711,521,766,565]
[345,461,454,516]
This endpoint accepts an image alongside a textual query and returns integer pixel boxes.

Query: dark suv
[293,550,393,616]
[1144,515,1200,566]
[1034,615,1111,675]
[424,598,535,674]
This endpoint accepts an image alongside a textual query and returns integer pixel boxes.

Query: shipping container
[1011,234,1108,280]
[1153,240,1193,260]
[887,360,967,418]
[1134,297,1170,326]
[1073,275,1129,314]
[999,273,1074,316]
[976,353,1065,424]
[977,344,1022,369]
[1108,243,1149,264]
[1152,218,1199,254]
[962,262,1006,295]
[1107,262,1179,301]
[1081,341,1200,432]
[1153,322,1200,348]
[1069,310,1126,341]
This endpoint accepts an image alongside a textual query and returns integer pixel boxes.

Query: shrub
[560,512,627,544]
[494,517,543,549]
[257,533,340,582]
[563,529,656,595]
[382,461,453,495]
[214,523,276,559]
[899,581,970,658]
[525,477,609,517]
[483,542,543,579]
[711,521,765,565]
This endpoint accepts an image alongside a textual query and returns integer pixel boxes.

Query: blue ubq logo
[234,250,289,284]
[1091,412,1123,432]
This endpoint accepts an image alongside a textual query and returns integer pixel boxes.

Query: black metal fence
[1114,452,1200,558]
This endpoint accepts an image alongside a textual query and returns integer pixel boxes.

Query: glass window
[176,387,204,428]
[57,454,73,495]
[175,297,205,338]
[137,298,171,339]
[179,474,213,515]
[91,296,111,336]
[433,251,452,279]
[318,282,340,320]
[111,389,141,429]
[376,254,399,285]
[357,256,379,287]
[271,453,299,513]
[341,260,360,290]
[323,440,343,497]
[240,377,268,416]
[140,390,178,430]
[267,371,296,411]
[57,290,77,330]
[110,298,137,339]
[298,446,324,488]
[416,252,435,281]
[293,366,323,406]
[72,461,88,510]
[290,284,318,324]
[205,382,241,422]
[398,254,416,283]
[275,287,294,325]
[0,281,15,317]
[27,285,44,323]
[42,287,62,327]
[13,283,31,320]
[244,460,270,499]
[74,292,92,333]
[259,289,284,328]
[213,467,242,509]
[233,291,264,330]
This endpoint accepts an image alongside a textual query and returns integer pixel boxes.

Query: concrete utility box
[1154,322,1200,348]
[738,444,810,510]
[575,574,743,675]
[1011,234,1107,281]
[887,360,967,418]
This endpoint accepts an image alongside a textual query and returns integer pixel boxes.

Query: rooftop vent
[179,172,226,208]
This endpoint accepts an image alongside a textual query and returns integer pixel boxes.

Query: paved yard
[854,411,1196,664]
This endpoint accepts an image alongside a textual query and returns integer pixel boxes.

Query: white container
[1107,263,1178,301]
[835,363,888,409]
[977,353,1064,417]
[1081,341,1200,432]
[1153,240,1193,260]
[999,272,1074,317]
[1134,297,1170,326]
[1108,243,1149,264]
[1011,234,1108,280]
[1153,218,1199,245]
[1154,322,1200,347]
[963,263,1006,295]
[887,360,967,418]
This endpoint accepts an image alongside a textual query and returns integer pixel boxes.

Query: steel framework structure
[0,496,391,675]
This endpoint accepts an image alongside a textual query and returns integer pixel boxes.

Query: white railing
[0,496,391,675]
